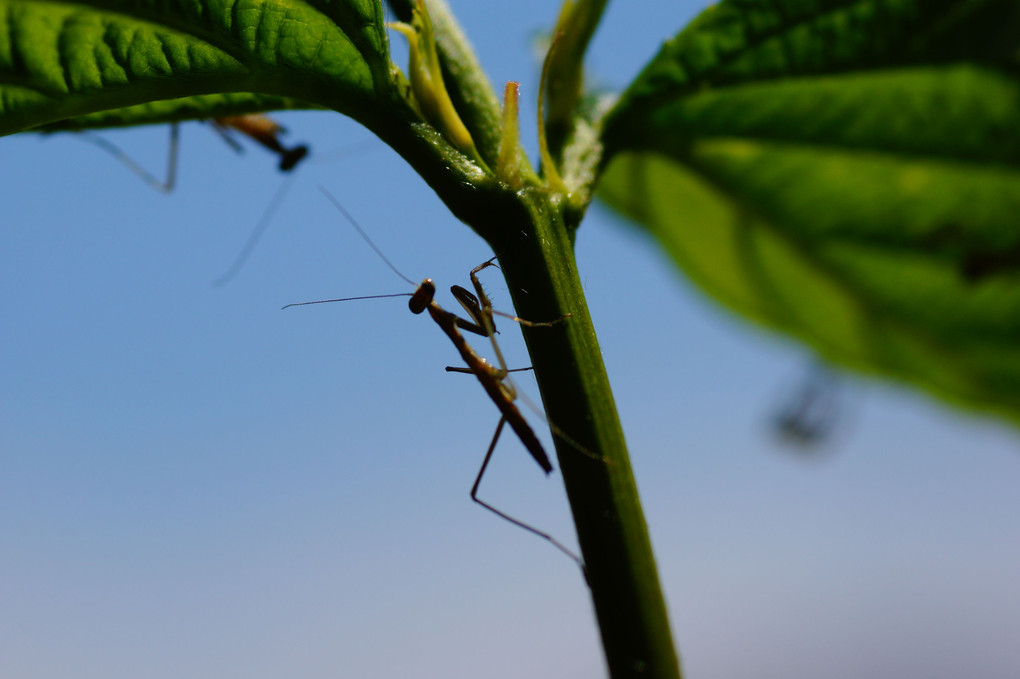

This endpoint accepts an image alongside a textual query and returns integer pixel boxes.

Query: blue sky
[2,2,1019,678]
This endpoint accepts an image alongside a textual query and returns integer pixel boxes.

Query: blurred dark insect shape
[78,114,309,194]
[771,362,853,452]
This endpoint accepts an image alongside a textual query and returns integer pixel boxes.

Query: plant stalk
[478,187,682,679]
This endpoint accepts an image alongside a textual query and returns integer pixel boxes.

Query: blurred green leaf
[599,0,1020,423]
[0,0,390,135]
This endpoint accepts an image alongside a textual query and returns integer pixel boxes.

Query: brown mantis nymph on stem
[284,188,583,567]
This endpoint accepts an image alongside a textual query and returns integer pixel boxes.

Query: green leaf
[0,0,390,135]
[598,0,1020,424]
[608,0,1019,133]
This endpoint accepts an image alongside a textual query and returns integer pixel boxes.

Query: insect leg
[471,416,584,571]
[467,259,571,328]
[79,122,179,193]
[445,366,532,374]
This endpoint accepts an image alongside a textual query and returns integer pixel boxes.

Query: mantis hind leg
[471,416,586,578]
[79,122,179,194]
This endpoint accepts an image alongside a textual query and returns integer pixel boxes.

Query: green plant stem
[374,89,683,679]
[472,186,682,679]
[366,5,679,675]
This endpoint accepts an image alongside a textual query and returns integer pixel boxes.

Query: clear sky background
[2,2,1019,678]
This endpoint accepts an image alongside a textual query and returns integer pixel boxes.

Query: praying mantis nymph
[73,114,310,286]
[284,188,581,565]
[210,114,309,172]
[75,114,309,193]
[72,117,376,286]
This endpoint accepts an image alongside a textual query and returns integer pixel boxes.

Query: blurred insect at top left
[57,114,310,194]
